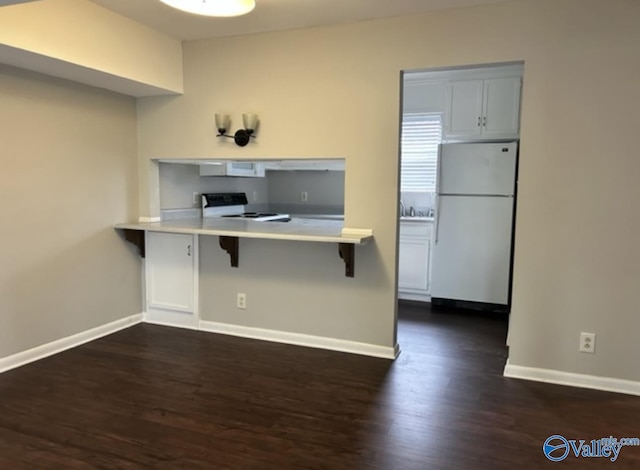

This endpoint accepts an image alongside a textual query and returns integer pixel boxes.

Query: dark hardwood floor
[1,302,639,469]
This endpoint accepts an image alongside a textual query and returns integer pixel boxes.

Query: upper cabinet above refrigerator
[403,63,523,143]
[445,76,522,141]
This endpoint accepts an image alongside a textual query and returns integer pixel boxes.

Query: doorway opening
[397,61,524,346]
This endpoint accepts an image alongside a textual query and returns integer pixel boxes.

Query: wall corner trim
[199,320,399,360]
[503,361,640,397]
[0,313,144,374]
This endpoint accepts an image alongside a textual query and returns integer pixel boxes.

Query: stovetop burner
[202,193,290,222]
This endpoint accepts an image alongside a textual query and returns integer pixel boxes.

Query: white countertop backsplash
[161,208,201,220]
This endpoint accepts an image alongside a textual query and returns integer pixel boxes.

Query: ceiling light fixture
[159,0,255,17]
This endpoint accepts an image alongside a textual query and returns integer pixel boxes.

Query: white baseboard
[504,361,640,397]
[143,318,199,331]
[0,313,398,375]
[0,313,143,374]
[398,292,431,302]
[200,320,399,360]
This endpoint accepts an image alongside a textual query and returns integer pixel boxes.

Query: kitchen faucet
[400,200,405,217]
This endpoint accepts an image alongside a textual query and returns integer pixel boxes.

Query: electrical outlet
[193,192,201,206]
[237,292,246,310]
[252,191,258,202]
[580,332,596,353]
[301,191,308,202]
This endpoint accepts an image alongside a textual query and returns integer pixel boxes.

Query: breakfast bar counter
[115,217,373,277]
[115,216,371,243]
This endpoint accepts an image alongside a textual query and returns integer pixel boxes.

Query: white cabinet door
[444,77,521,141]
[399,237,430,292]
[398,223,432,301]
[482,77,521,139]
[145,232,198,328]
[445,80,484,139]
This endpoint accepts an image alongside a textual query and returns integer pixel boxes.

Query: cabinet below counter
[399,219,433,302]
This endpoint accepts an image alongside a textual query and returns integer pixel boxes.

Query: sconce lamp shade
[159,0,255,17]
[215,113,230,132]
[242,114,258,131]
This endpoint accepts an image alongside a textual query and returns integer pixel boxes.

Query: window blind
[400,113,442,192]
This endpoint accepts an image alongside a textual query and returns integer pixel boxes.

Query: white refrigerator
[431,141,517,310]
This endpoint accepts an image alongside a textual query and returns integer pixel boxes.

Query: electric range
[201,192,290,222]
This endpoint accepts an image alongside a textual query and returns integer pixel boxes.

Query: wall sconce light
[215,113,258,147]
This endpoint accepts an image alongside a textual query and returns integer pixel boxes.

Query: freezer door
[438,142,517,196]
[431,195,513,305]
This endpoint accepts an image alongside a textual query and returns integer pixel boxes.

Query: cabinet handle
[477,116,481,127]
[483,116,487,127]
[187,244,192,257]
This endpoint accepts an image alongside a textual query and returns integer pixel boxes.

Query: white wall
[267,170,344,214]
[159,163,269,210]
[137,0,640,381]
[0,64,141,358]
[159,164,344,214]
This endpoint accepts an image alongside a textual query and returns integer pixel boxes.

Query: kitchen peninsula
[116,217,373,277]
[115,216,375,345]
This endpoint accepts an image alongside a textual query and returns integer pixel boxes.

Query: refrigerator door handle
[434,195,441,245]
[434,144,444,245]
[436,144,443,196]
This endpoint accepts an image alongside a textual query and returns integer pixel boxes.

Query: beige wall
[0,64,141,358]
[0,0,183,95]
[137,0,640,380]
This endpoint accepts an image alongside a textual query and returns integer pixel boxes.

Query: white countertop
[115,217,373,245]
[295,215,434,223]
[400,216,434,223]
